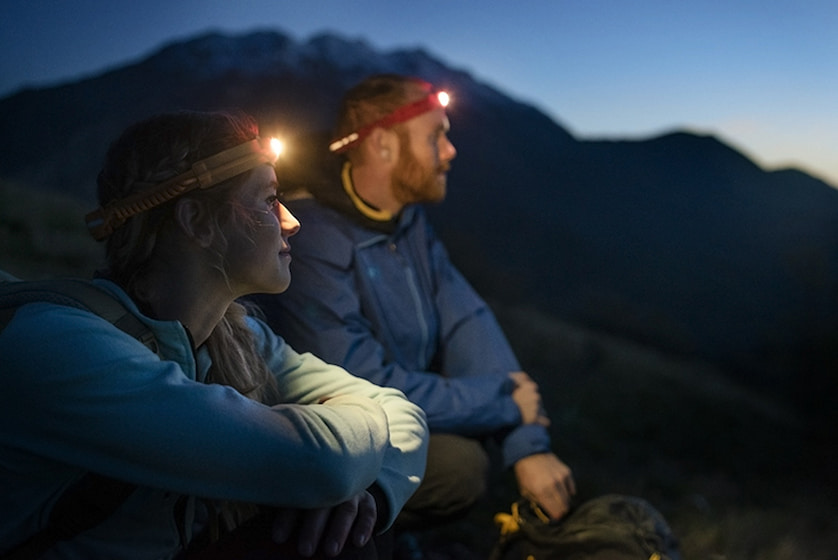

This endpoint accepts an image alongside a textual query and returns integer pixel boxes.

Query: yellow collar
[341,162,393,222]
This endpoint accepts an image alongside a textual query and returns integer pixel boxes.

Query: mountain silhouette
[1,29,836,404]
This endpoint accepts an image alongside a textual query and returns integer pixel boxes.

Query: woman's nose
[279,203,301,237]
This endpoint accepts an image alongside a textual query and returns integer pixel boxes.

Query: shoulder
[0,300,157,395]
[4,299,115,337]
[1,278,187,365]
[1,277,134,339]
[245,314,287,354]
[285,197,363,268]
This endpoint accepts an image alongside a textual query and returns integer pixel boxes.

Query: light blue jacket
[254,191,551,469]
[0,279,427,559]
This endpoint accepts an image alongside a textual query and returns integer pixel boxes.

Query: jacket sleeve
[0,302,418,515]
[248,316,428,528]
[425,225,553,468]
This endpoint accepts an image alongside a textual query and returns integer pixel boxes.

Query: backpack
[0,273,156,352]
[490,494,682,560]
[0,272,158,560]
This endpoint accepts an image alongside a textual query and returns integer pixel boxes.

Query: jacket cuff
[367,483,391,533]
[501,423,552,469]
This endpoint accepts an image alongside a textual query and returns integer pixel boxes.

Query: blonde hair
[97,111,279,404]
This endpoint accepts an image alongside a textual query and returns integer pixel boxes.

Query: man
[255,74,575,528]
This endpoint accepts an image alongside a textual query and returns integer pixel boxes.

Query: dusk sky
[1,0,835,186]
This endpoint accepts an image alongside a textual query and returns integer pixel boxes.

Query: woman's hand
[271,490,378,557]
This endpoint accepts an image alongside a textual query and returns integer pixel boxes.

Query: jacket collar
[313,162,418,235]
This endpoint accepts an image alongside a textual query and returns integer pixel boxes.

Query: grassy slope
[0,181,105,278]
[2,179,836,559]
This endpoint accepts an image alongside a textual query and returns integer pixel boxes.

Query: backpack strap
[0,277,158,353]
[0,274,158,559]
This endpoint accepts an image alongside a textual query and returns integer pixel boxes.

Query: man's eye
[266,195,280,208]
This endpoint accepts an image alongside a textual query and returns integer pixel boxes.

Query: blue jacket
[0,279,427,560]
[255,180,551,469]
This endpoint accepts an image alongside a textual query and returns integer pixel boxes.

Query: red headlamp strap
[329,91,449,153]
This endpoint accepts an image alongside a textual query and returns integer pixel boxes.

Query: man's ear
[173,197,215,248]
[367,127,398,164]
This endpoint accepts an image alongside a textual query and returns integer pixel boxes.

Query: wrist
[367,484,389,532]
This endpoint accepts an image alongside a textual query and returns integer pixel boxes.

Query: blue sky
[1,0,836,186]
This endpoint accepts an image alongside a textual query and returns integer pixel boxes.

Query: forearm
[501,423,553,469]
[1,307,396,509]
[258,327,429,524]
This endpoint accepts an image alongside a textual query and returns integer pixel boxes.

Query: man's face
[391,108,457,206]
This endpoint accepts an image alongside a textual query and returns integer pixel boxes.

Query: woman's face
[223,164,300,297]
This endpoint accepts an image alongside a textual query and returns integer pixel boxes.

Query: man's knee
[399,434,489,526]
[427,435,489,505]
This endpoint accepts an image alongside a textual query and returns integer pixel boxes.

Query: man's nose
[442,138,457,162]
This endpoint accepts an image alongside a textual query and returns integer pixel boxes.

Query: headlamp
[269,137,284,158]
[329,90,450,153]
[85,137,281,241]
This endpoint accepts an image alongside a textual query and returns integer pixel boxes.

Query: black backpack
[490,494,682,560]
[0,272,158,560]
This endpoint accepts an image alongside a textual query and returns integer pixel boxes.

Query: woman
[0,111,427,559]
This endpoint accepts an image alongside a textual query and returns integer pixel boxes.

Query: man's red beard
[392,133,450,206]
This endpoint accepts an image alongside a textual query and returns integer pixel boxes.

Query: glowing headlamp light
[85,137,282,241]
[329,90,450,153]
[269,137,284,158]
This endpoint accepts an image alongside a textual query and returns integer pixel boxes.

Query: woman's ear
[174,197,215,248]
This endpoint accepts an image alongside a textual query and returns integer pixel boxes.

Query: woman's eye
[263,195,282,220]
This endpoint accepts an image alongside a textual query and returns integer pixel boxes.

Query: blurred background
[2,0,837,187]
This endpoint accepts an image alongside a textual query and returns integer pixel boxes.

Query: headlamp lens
[269,138,284,160]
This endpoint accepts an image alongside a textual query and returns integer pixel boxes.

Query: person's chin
[265,281,290,294]
[265,272,292,294]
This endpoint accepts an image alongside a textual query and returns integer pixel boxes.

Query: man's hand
[510,371,550,427]
[513,452,576,520]
[271,490,378,557]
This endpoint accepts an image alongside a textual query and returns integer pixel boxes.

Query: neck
[346,161,403,218]
[139,257,233,347]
